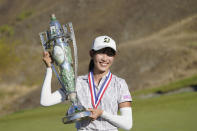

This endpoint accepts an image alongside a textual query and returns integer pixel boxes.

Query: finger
[43,52,49,57]
[89,114,96,119]
[87,108,94,112]
[90,114,94,118]
[43,52,46,57]
[46,52,50,57]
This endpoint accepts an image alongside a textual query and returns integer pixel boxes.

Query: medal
[88,71,112,108]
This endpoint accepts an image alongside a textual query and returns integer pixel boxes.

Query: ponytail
[88,59,94,72]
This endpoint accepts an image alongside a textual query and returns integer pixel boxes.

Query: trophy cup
[39,14,91,124]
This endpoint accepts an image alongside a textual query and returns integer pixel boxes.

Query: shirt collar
[82,71,111,80]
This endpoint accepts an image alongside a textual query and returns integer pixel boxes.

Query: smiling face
[90,47,116,74]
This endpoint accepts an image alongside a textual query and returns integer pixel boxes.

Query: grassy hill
[1,0,197,115]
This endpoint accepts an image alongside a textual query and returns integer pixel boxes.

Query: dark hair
[88,59,94,72]
[88,47,116,72]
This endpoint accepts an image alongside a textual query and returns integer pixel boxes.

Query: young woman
[41,35,133,131]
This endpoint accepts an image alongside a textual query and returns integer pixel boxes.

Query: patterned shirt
[75,73,132,131]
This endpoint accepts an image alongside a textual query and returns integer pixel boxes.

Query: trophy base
[62,110,91,124]
[62,104,91,124]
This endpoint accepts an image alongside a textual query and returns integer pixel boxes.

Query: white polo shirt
[76,73,132,131]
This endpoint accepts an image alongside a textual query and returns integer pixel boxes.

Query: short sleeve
[118,79,132,104]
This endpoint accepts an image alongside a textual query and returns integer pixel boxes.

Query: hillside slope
[114,14,197,89]
[1,0,197,86]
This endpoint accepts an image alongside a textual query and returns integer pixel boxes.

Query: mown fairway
[0,91,196,131]
[132,92,197,131]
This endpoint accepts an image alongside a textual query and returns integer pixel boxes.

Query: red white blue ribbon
[88,71,112,108]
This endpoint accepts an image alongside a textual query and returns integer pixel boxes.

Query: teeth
[100,63,107,66]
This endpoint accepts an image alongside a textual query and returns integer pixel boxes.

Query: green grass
[0,104,74,131]
[132,92,197,131]
[0,91,196,131]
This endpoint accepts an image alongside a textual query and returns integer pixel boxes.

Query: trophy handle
[63,23,78,86]
[39,32,47,51]
[68,22,78,86]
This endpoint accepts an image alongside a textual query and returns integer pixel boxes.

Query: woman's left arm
[88,101,133,131]
[102,102,132,130]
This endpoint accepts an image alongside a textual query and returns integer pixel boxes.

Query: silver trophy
[39,14,91,124]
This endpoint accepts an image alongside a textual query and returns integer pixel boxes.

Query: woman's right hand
[43,51,52,68]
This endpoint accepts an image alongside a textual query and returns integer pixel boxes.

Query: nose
[101,54,108,61]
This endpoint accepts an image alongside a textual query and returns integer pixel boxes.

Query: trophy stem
[68,92,78,104]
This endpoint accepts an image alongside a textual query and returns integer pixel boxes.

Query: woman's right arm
[40,52,66,106]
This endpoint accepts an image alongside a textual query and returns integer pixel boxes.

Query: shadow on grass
[190,85,197,91]
[155,85,197,95]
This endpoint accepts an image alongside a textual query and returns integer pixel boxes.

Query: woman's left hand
[88,108,103,120]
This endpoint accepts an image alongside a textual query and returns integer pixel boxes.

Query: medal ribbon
[88,71,112,108]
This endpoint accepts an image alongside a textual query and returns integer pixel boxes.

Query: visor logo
[104,37,110,43]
